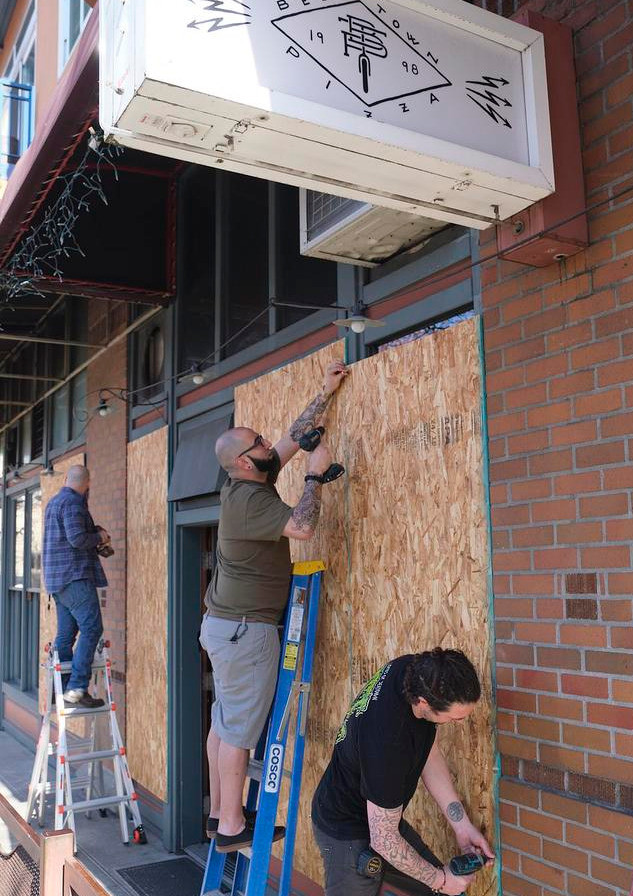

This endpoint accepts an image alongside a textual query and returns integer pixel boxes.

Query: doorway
[200,526,217,824]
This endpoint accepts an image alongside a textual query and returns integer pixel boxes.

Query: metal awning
[168,414,233,502]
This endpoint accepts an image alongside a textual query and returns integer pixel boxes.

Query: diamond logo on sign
[271,1,451,107]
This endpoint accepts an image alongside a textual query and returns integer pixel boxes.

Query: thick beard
[249,453,281,477]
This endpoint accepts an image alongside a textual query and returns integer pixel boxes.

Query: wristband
[304,474,324,484]
[431,867,446,894]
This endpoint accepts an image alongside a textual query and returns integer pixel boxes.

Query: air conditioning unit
[300,190,446,267]
[100,0,554,230]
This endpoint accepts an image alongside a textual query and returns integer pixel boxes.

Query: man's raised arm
[274,360,347,468]
[282,443,331,541]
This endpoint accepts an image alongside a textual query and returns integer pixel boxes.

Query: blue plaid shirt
[42,487,108,593]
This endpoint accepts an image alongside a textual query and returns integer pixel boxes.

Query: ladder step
[246,758,291,783]
[55,705,111,717]
[67,749,119,762]
[47,660,108,673]
[70,794,131,812]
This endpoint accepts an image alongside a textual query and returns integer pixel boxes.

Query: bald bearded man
[200,360,347,853]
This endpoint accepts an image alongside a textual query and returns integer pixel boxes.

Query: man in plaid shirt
[42,465,112,708]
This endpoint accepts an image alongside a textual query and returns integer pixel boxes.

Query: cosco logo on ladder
[264,743,284,793]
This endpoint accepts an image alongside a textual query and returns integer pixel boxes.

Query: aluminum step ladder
[25,639,147,846]
[201,560,324,896]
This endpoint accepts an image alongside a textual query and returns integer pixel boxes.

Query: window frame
[3,1,35,82]
[2,485,41,697]
[58,0,91,75]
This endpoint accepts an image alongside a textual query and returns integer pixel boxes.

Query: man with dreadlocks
[312,648,495,896]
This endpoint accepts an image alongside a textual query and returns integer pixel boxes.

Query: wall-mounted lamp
[97,397,113,417]
[178,364,206,386]
[269,298,384,335]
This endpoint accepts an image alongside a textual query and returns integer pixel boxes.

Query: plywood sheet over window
[235,318,495,896]
[39,453,86,715]
[126,427,168,801]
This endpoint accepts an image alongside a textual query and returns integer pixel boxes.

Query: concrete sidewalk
[0,728,205,896]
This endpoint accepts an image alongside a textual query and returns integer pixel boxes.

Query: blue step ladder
[201,560,324,896]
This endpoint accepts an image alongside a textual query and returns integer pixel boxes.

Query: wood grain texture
[126,427,168,801]
[235,318,495,896]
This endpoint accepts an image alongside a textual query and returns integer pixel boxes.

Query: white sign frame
[100,0,554,229]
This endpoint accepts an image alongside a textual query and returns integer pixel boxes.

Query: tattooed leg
[289,392,333,442]
[291,480,323,533]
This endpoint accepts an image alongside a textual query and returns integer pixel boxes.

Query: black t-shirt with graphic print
[312,655,437,839]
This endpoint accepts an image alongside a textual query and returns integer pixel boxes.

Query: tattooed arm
[421,742,495,861]
[282,480,323,542]
[274,361,347,468]
[366,802,471,895]
[281,443,332,541]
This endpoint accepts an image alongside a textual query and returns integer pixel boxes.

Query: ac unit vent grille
[306,192,366,243]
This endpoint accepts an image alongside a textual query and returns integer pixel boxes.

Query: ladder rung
[69,794,131,812]
[67,749,119,762]
[55,705,110,717]
[50,660,108,672]
[247,758,291,782]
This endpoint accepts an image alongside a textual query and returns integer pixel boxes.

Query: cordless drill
[299,426,345,483]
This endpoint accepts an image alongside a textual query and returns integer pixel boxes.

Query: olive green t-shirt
[204,477,293,624]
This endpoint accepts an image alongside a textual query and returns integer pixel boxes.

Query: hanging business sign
[100,0,554,228]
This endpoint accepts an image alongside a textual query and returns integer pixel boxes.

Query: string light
[0,128,122,303]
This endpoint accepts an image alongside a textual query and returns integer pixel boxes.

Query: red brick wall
[481,0,633,893]
[85,301,129,735]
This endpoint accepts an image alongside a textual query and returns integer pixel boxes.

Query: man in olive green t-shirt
[200,360,347,853]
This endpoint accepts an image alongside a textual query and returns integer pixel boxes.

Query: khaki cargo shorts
[200,615,280,750]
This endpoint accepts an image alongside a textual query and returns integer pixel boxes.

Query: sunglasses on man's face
[237,434,265,458]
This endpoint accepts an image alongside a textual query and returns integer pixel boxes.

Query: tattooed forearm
[368,806,443,890]
[289,392,332,442]
[446,801,465,823]
[291,480,322,532]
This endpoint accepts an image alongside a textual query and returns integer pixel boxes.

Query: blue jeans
[53,579,103,691]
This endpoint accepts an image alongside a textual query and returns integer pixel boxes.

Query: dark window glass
[179,168,215,371]
[71,370,88,440]
[223,173,269,357]
[31,403,44,459]
[52,384,70,448]
[275,184,338,329]
[133,317,166,404]
[6,426,18,469]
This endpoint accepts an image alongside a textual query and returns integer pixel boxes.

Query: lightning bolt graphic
[465,75,512,128]
[187,0,251,31]
[465,76,510,88]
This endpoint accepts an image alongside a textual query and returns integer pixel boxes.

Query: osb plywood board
[126,426,168,801]
[234,318,495,896]
[39,453,86,718]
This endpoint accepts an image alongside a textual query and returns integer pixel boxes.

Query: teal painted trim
[478,313,502,896]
